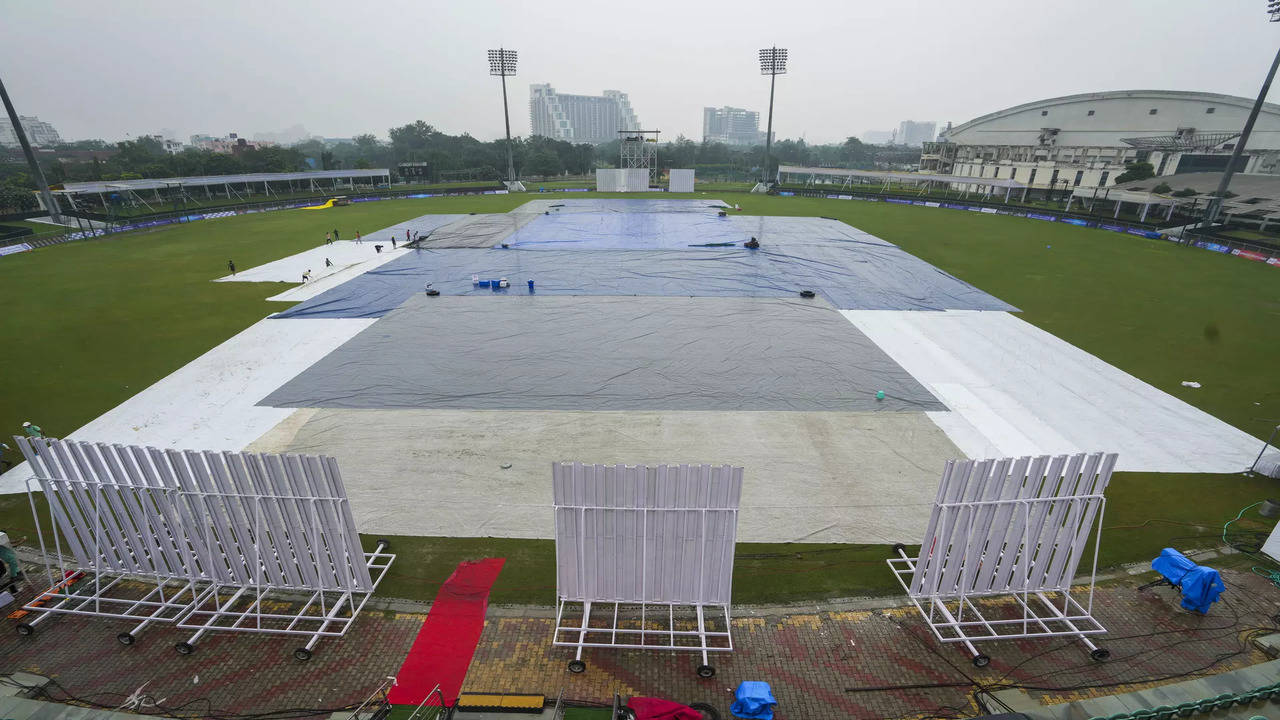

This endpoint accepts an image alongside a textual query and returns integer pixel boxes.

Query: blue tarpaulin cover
[1151,547,1225,614]
[272,206,1016,318]
[731,681,777,720]
[273,238,1016,318]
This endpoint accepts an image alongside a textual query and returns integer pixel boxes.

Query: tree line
[1,123,918,212]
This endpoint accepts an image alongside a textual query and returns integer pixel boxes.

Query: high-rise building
[897,120,938,147]
[0,115,62,147]
[860,130,894,145]
[702,106,767,145]
[529,84,640,145]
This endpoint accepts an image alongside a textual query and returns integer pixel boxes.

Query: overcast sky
[3,0,1278,145]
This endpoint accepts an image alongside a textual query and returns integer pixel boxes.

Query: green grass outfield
[0,191,1276,605]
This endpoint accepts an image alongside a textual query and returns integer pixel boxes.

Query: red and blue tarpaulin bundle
[1151,548,1225,614]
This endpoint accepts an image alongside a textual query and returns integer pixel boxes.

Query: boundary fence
[0,185,514,253]
[4,181,1278,270]
[773,187,1280,268]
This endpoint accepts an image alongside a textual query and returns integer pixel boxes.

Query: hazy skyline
[3,0,1278,146]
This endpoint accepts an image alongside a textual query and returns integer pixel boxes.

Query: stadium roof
[53,169,390,194]
[778,165,1027,189]
[1068,187,1182,207]
[944,90,1280,139]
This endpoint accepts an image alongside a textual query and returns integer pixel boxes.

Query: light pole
[0,72,62,223]
[1201,1,1280,229]
[488,48,520,190]
[755,46,787,192]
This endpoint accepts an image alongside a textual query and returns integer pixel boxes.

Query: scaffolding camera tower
[619,130,659,186]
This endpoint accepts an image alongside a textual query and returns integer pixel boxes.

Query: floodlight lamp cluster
[759,47,788,75]
[488,48,518,76]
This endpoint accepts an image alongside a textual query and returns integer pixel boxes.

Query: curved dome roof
[943,90,1280,149]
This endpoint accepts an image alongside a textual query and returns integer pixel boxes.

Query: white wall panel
[669,169,695,193]
[15,437,373,592]
[553,462,742,605]
[908,452,1116,599]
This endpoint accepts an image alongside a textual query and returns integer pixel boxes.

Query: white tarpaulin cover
[0,318,373,494]
[216,241,409,285]
[842,310,1263,473]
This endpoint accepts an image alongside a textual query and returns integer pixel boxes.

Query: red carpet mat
[387,558,505,706]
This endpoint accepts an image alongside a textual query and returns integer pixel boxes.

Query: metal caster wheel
[174,642,194,655]
[293,648,313,661]
[15,623,33,637]
[1090,648,1111,662]
[696,664,716,678]
[117,632,136,646]
[972,654,991,668]
[891,543,906,554]
[567,659,586,674]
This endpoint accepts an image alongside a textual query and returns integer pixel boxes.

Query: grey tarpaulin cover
[409,212,542,249]
[260,295,945,412]
[353,214,470,244]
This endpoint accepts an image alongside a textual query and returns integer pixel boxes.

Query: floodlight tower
[754,46,787,193]
[0,73,62,222]
[488,48,524,191]
[1200,2,1280,229]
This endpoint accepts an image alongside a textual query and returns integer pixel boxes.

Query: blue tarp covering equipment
[1150,548,1225,614]
[731,681,777,720]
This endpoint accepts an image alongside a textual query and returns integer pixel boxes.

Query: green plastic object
[0,542,19,582]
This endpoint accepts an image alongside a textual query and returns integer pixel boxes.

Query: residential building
[141,134,185,154]
[897,120,937,147]
[529,84,640,145]
[188,133,276,154]
[0,115,62,147]
[702,106,768,145]
[920,90,1280,190]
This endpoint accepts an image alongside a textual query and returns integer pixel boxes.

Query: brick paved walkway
[0,568,1275,719]
[463,570,1280,720]
[0,586,422,718]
